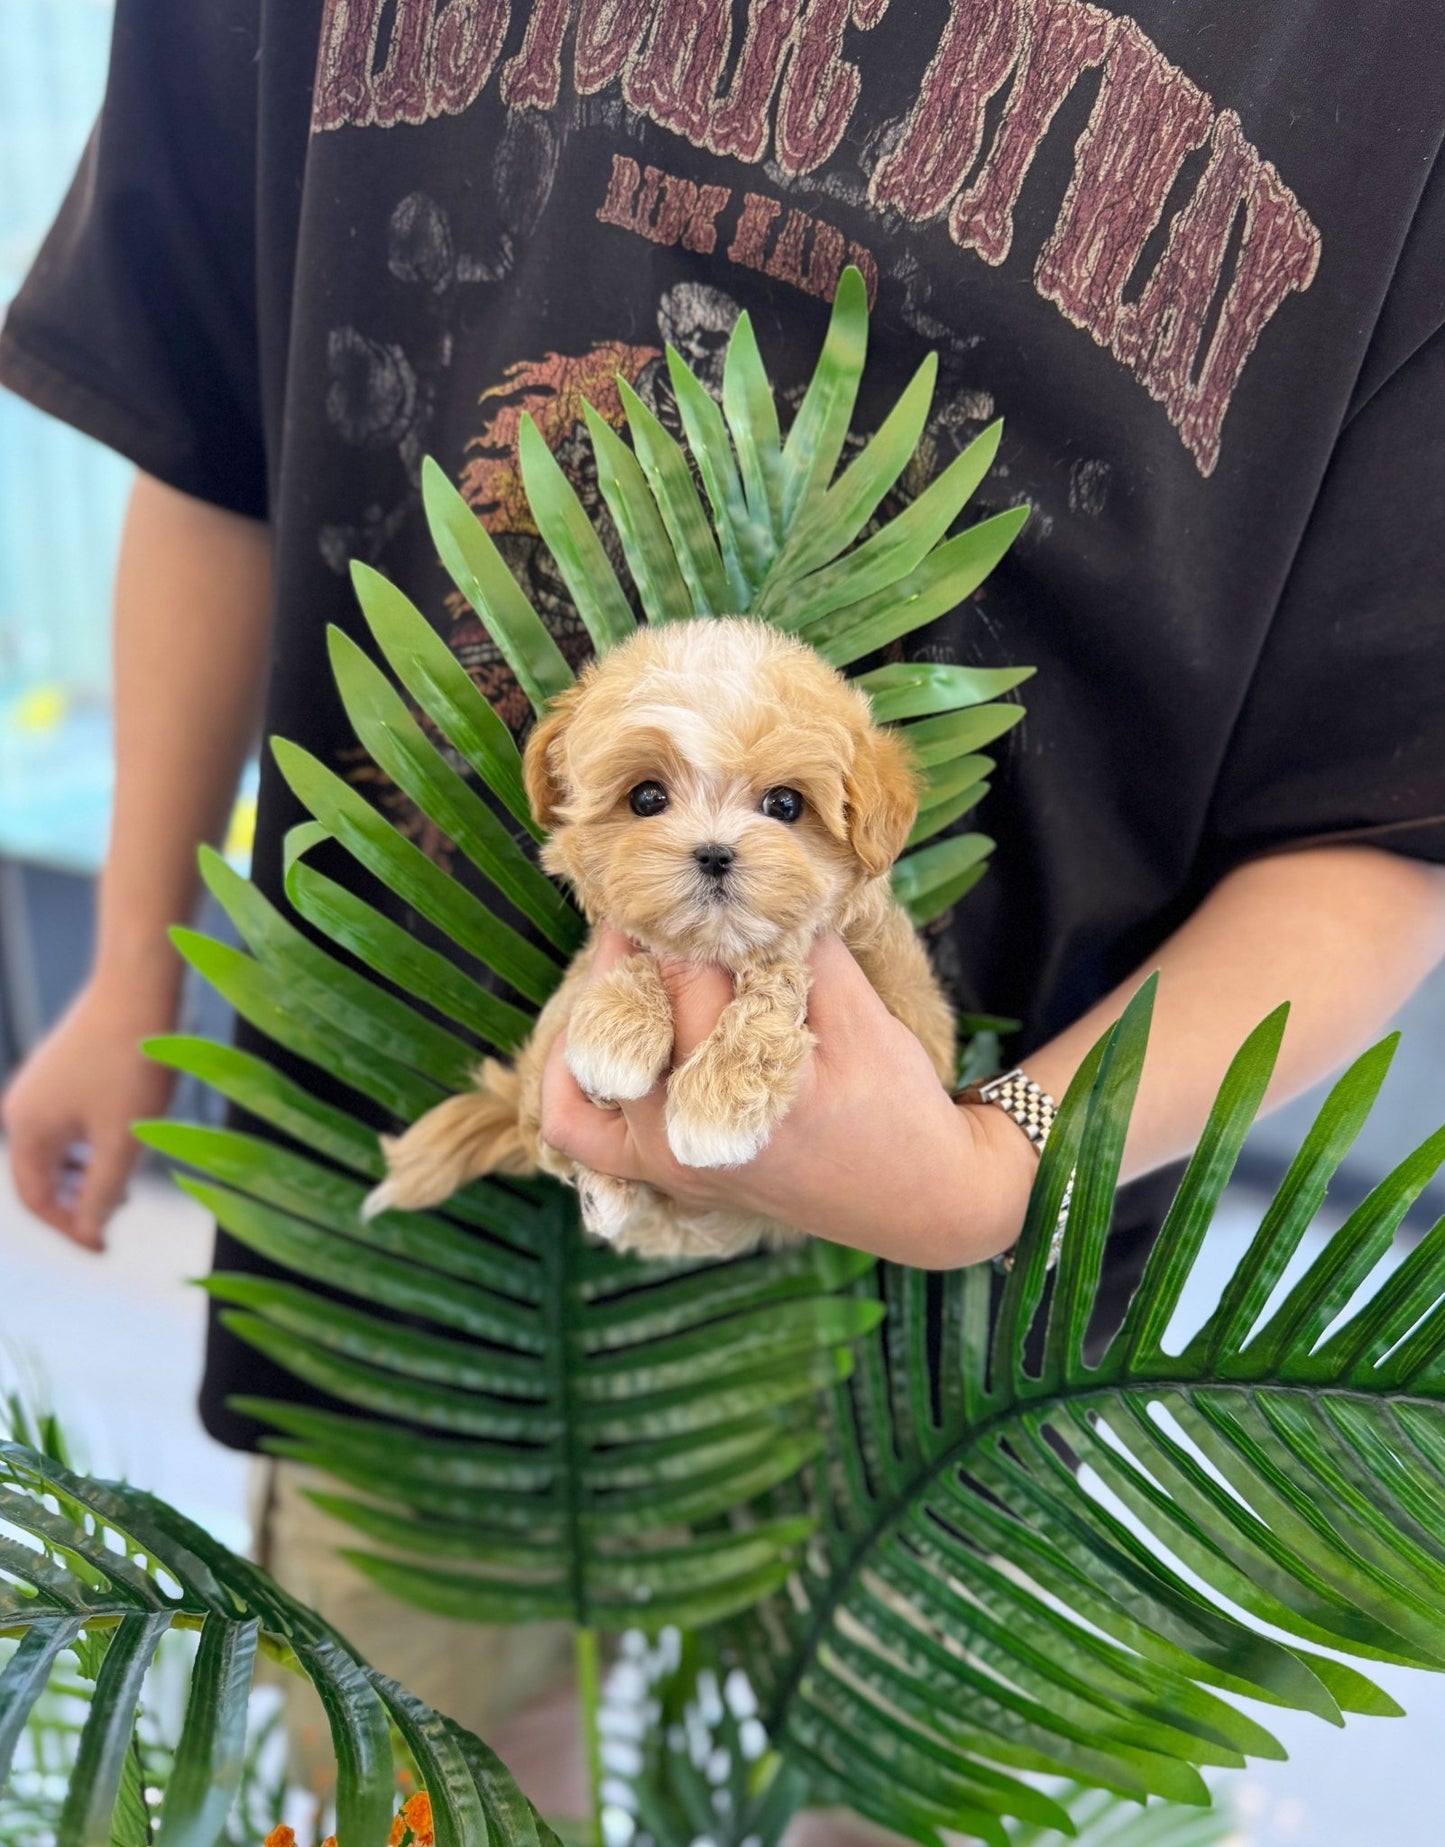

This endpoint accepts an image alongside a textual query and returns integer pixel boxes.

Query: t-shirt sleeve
[0,0,267,518]
[1202,181,1445,877]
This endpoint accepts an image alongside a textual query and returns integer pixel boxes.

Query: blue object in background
[0,0,252,1083]
[1,0,132,914]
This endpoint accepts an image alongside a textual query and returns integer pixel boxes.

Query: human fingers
[3,1105,92,1246]
[539,1029,646,1181]
[801,934,888,1038]
[588,923,643,983]
[653,957,734,1064]
[71,1127,140,1251]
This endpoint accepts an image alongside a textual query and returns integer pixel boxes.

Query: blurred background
[0,4,1442,1842]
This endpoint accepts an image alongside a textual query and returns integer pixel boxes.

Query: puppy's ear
[522,682,584,830]
[844,723,919,877]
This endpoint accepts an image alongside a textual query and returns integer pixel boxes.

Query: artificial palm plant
[5,268,1445,1845]
[0,1425,559,1846]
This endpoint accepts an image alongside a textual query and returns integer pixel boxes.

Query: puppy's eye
[760,786,804,824]
[629,781,669,817]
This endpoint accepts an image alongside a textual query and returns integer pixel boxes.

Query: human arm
[540,843,1445,1269]
[1,472,272,1248]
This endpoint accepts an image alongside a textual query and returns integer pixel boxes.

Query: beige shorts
[247,1459,905,1841]
[247,1455,577,1794]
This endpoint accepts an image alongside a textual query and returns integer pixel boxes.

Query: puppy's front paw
[565,958,673,1102]
[665,1106,769,1169]
[664,1057,773,1169]
[663,996,812,1169]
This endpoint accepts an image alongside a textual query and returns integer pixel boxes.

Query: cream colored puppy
[363,617,956,1258]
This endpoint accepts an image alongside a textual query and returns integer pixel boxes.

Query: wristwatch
[953,1067,1073,1272]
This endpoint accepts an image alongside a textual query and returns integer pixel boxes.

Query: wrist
[87,937,186,1023]
[954,1098,1040,1261]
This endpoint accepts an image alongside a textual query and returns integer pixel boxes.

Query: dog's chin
[615,891,790,965]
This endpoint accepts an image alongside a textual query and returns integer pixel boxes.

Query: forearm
[1021,844,1445,1187]
[93,473,272,1011]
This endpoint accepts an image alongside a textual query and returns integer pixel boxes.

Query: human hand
[1,977,179,1250]
[541,927,1037,1269]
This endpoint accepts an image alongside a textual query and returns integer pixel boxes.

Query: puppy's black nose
[693,842,735,879]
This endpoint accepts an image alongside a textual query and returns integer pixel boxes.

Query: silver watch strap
[954,1067,1073,1272]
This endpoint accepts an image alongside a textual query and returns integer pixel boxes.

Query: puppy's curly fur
[364,618,956,1257]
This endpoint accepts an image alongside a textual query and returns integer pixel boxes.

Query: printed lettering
[596,155,731,252]
[775,0,890,176]
[626,0,732,143]
[310,0,1322,476]
[869,0,1018,219]
[728,191,785,271]
[501,0,571,109]
[312,0,508,128]
[596,153,647,227]
[1036,20,1213,346]
[575,0,652,94]
[724,190,878,303]
[704,0,806,162]
[950,0,1116,264]
[428,0,511,118]
[1117,109,1322,474]
[312,0,383,131]
[367,0,432,126]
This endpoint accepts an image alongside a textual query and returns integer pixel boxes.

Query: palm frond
[1004,1784,1237,1847]
[715,989,1445,1843]
[603,1634,1237,1847]
[421,267,1027,912]
[599,1631,809,1847]
[0,1444,559,1847]
[135,1030,877,1633]
[422,457,576,716]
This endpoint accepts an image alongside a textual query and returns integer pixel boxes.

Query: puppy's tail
[360,1058,532,1221]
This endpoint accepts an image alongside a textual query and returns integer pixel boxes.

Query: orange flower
[320,1838,337,1847]
[263,1830,295,1847]
[387,1818,407,1847]
[401,1791,434,1846]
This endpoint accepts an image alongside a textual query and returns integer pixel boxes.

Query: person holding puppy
[5,0,1445,1818]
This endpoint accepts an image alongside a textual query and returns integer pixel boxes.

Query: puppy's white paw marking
[665,1105,769,1170]
[565,1035,658,1104]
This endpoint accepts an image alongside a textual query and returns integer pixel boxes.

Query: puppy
[362,617,957,1258]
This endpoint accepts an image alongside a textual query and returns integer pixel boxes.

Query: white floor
[2,1153,1443,1844]
[0,1146,252,1553]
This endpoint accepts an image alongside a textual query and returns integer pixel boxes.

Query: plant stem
[576,1626,604,1845]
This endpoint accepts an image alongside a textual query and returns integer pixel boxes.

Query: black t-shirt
[4,0,1444,1453]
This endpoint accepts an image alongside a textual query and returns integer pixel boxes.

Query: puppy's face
[523,620,918,962]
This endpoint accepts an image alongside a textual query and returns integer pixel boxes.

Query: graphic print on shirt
[310,0,1322,477]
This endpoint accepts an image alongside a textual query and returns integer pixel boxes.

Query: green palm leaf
[421,456,575,715]
[708,990,1445,1843]
[0,1443,559,1847]
[130,1084,878,1632]
[348,561,538,838]
[606,1638,1238,1847]
[618,378,732,617]
[1004,1785,1237,1847]
[518,413,638,655]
